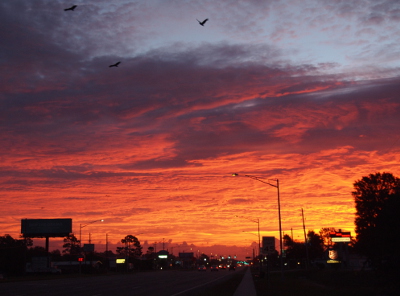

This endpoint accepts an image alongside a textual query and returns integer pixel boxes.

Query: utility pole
[302,208,310,271]
[106,233,108,254]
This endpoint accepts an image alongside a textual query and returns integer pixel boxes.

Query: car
[218,264,227,269]
[229,264,236,271]
[210,265,219,271]
[198,265,206,271]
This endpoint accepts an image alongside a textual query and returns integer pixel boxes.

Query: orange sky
[1,1,400,259]
[2,125,399,258]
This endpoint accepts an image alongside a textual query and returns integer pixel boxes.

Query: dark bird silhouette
[197,18,209,26]
[64,5,77,11]
[109,61,121,67]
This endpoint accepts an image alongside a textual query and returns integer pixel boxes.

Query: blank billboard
[21,218,72,237]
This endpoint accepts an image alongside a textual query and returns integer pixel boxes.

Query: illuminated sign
[329,231,351,242]
[158,250,169,259]
[116,259,126,264]
[329,249,338,260]
[332,237,351,242]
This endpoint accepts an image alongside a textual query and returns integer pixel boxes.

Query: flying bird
[64,5,77,11]
[197,18,209,26]
[109,61,121,67]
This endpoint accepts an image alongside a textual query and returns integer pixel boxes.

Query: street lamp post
[232,173,284,280]
[79,219,104,247]
[78,219,103,274]
[236,216,261,256]
[242,231,259,261]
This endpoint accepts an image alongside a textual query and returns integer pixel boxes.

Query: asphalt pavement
[0,267,257,296]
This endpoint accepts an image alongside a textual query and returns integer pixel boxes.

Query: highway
[0,267,245,296]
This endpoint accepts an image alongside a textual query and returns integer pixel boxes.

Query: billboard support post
[21,219,73,268]
[46,236,50,268]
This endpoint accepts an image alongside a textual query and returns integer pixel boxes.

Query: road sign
[262,236,275,255]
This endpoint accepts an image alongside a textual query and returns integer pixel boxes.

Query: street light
[242,231,259,260]
[79,219,104,247]
[236,215,260,256]
[232,173,284,280]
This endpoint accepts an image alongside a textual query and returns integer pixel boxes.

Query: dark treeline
[1,234,155,276]
[352,172,400,271]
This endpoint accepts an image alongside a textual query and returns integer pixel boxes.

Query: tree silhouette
[62,234,81,256]
[319,227,337,249]
[0,234,30,275]
[306,230,324,259]
[283,234,295,248]
[145,246,155,259]
[27,246,48,258]
[283,231,324,267]
[121,235,142,258]
[282,230,324,269]
[199,253,210,262]
[353,172,400,269]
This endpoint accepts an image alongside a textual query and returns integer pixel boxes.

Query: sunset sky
[1,0,400,259]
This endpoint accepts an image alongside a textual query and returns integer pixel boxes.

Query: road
[0,267,245,296]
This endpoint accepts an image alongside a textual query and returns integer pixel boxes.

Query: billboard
[83,244,95,252]
[21,218,72,237]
